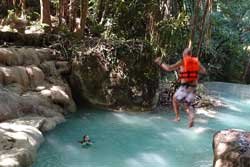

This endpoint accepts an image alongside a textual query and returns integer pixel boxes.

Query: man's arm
[167,60,182,71]
[154,57,182,72]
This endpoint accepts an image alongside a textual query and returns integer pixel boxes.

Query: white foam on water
[126,152,168,167]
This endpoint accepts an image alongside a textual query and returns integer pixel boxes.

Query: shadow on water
[33,82,250,167]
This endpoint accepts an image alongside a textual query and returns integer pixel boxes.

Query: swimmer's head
[84,135,90,141]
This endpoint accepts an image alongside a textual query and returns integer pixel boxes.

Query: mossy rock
[70,38,159,111]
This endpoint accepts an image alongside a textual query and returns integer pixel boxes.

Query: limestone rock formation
[70,39,158,111]
[0,47,76,118]
[0,47,75,167]
[213,129,250,167]
[0,115,63,167]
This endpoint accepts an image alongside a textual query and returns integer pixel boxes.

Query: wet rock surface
[213,129,250,167]
[0,47,75,167]
[0,47,76,119]
[0,116,54,167]
[70,39,159,111]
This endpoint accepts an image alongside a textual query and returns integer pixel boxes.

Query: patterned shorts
[174,85,196,104]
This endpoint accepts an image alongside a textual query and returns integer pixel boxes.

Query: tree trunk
[12,0,17,7]
[197,0,211,57]
[243,58,250,84]
[146,12,156,41]
[188,0,201,48]
[12,0,19,15]
[69,0,78,32]
[59,0,69,25]
[40,0,51,28]
[145,2,161,42]
[96,0,106,23]
[20,0,26,18]
[159,0,182,20]
[59,0,63,25]
[80,0,88,35]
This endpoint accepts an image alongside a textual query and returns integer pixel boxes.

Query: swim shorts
[173,84,196,104]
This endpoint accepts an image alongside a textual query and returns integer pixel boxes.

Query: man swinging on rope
[154,48,207,128]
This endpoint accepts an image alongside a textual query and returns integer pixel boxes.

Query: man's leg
[184,104,194,128]
[172,86,186,122]
[184,88,196,128]
[172,95,180,122]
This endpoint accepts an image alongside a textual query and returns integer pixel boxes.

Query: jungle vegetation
[0,0,249,83]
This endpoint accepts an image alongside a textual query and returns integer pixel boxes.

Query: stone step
[0,47,56,66]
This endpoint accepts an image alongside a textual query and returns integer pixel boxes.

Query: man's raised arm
[154,57,181,72]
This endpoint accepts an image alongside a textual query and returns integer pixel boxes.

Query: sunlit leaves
[156,12,190,59]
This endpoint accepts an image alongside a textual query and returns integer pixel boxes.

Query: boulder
[18,48,40,66]
[213,129,250,167]
[40,85,76,112]
[0,66,30,89]
[25,66,45,87]
[0,65,47,90]
[5,83,24,95]
[6,116,46,130]
[55,61,71,74]
[36,48,55,62]
[5,115,65,132]
[0,47,55,66]
[39,61,58,76]
[50,86,70,105]
[70,39,159,111]
[0,86,65,122]
[0,122,44,167]
[0,46,76,167]
[0,131,36,167]
[40,115,65,132]
[0,115,65,167]
[0,48,16,65]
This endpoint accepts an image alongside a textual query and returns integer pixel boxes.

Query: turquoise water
[33,82,250,167]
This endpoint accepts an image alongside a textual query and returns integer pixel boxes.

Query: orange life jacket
[179,55,200,83]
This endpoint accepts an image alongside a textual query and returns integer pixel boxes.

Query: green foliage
[199,0,250,82]
[51,0,59,6]
[0,0,249,83]
[88,0,159,39]
[111,0,153,39]
[7,10,17,20]
[155,12,190,60]
[87,16,106,37]
[85,0,249,83]
[26,11,40,21]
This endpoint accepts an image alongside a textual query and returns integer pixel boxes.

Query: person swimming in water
[79,135,93,145]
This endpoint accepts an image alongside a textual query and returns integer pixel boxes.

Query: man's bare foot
[188,120,194,128]
[173,117,180,122]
